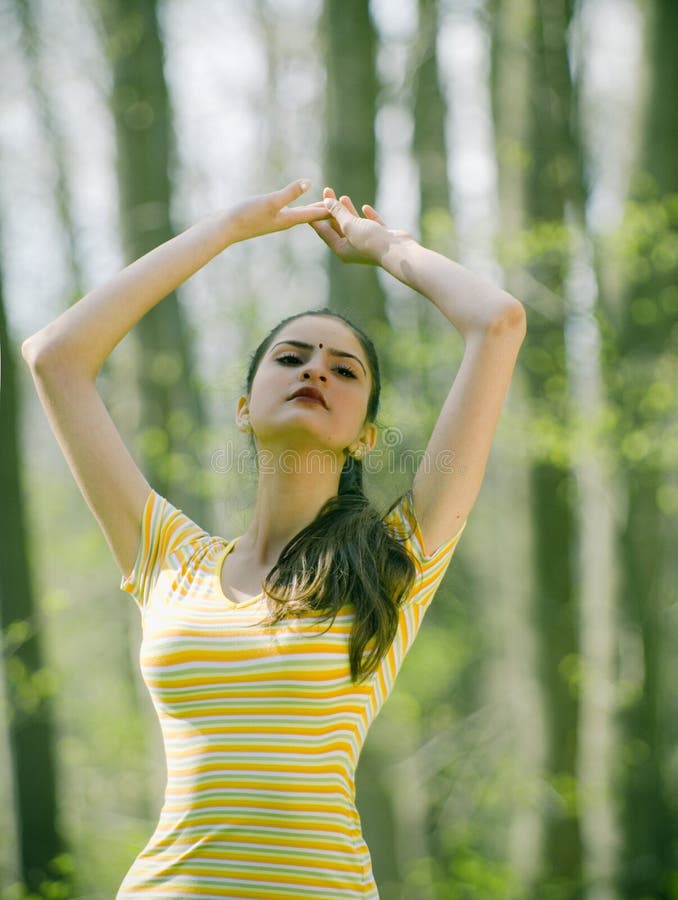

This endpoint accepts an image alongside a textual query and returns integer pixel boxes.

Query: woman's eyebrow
[270,340,367,375]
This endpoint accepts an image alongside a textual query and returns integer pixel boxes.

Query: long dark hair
[244,308,416,684]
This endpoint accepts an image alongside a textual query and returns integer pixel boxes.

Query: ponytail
[338,452,363,496]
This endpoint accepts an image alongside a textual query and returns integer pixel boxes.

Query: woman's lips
[290,395,325,406]
[287,386,328,407]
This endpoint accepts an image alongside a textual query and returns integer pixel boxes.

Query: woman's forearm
[380,238,525,340]
[22,209,236,378]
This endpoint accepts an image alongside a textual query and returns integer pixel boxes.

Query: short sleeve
[382,489,467,609]
[120,489,209,613]
[374,491,468,682]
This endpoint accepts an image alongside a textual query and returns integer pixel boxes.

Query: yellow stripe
[165,738,354,757]
[151,812,358,838]
[147,830,355,855]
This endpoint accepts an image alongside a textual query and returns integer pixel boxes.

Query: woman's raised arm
[22,179,326,378]
[21,180,327,578]
[312,188,526,556]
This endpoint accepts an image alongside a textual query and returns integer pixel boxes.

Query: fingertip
[363,203,383,222]
[299,179,311,192]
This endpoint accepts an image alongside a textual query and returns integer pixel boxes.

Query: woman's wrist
[205,208,240,249]
[378,233,420,271]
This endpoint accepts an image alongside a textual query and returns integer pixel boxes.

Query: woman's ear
[359,422,378,453]
[236,395,252,433]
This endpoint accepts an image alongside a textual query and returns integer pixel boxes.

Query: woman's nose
[301,355,328,381]
[302,368,327,382]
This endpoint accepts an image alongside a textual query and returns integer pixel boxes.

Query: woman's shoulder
[120,488,226,607]
[143,488,215,545]
[133,488,224,566]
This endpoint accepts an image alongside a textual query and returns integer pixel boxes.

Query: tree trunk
[98,0,208,524]
[568,229,620,900]
[489,2,550,890]
[322,0,388,340]
[0,239,73,894]
[526,0,583,897]
[413,0,453,252]
[94,0,211,818]
[388,744,435,900]
[614,2,678,893]
[510,0,586,892]
[15,0,84,301]
[412,0,455,423]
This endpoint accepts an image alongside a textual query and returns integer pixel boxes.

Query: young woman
[22,179,526,898]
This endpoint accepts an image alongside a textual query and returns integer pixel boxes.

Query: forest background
[0,0,676,898]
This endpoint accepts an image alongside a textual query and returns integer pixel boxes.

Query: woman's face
[240,315,374,459]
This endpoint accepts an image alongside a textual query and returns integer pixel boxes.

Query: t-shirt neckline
[214,537,266,609]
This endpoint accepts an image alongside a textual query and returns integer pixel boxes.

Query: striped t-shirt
[117,488,467,899]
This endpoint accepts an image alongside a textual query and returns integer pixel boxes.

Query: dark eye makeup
[275,352,357,379]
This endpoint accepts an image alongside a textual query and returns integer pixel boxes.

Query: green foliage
[496,137,532,174]
[399,622,473,709]
[495,220,571,274]
[3,619,34,655]
[0,854,74,900]
[147,350,184,387]
[420,207,456,256]
[2,620,60,723]
[444,850,522,900]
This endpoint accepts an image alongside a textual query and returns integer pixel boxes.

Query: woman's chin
[252,429,346,460]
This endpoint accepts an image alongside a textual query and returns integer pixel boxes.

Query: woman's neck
[239,448,344,566]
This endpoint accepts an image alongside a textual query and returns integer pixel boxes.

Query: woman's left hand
[310,187,415,266]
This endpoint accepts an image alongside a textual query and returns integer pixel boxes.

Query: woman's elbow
[21,335,43,369]
[21,333,68,374]
[487,300,527,340]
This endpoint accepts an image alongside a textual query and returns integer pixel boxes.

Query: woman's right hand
[224,179,329,244]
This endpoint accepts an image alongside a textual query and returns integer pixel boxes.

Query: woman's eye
[276,353,356,378]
